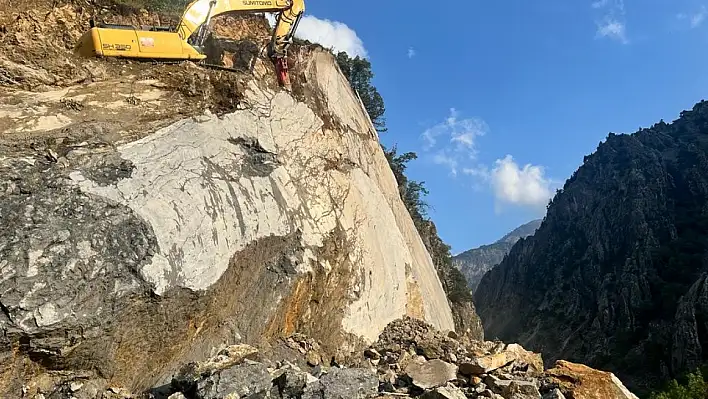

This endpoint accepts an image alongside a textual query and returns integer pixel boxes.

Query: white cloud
[263,13,367,58]
[677,6,707,28]
[596,18,628,43]
[490,155,554,209]
[421,108,488,178]
[421,108,488,170]
[407,47,416,58]
[420,109,558,213]
[462,165,489,179]
[433,151,459,176]
[592,0,629,44]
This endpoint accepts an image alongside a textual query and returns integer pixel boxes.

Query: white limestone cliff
[0,42,455,392]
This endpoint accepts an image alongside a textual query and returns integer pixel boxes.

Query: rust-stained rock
[546,360,639,399]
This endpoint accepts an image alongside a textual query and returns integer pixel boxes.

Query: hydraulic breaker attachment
[274,57,292,90]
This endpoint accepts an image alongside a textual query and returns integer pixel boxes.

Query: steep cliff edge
[380,145,485,342]
[0,1,456,396]
[474,100,708,394]
[453,219,541,294]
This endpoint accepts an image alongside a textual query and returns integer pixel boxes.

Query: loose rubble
[138,317,635,399]
[21,317,637,398]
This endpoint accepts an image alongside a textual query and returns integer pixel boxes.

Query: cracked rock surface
[0,43,455,396]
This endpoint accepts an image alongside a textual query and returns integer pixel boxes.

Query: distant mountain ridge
[452,219,542,293]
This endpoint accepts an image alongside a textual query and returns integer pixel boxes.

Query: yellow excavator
[75,0,305,88]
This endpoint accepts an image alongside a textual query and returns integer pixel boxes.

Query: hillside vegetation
[648,367,708,399]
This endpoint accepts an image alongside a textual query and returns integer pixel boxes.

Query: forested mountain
[474,100,708,395]
[452,219,542,293]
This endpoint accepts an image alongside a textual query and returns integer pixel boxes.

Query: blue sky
[278,0,708,254]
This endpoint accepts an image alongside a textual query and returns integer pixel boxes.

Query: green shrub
[648,370,708,399]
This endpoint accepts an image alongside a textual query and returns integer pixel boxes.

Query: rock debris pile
[83,317,635,399]
[21,318,638,399]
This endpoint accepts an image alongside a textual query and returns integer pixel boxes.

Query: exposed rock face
[0,2,458,395]
[474,101,708,394]
[452,219,541,293]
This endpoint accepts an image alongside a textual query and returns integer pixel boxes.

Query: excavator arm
[268,1,305,86]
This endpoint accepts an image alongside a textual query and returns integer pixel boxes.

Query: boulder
[459,352,515,375]
[420,383,468,399]
[542,388,566,399]
[504,344,544,373]
[404,358,459,390]
[195,361,272,399]
[306,350,322,367]
[272,367,312,398]
[546,360,639,399]
[302,367,378,399]
[485,375,541,398]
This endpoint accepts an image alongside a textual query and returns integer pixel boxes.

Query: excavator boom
[75,0,305,87]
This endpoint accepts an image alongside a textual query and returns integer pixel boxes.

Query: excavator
[75,0,305,88]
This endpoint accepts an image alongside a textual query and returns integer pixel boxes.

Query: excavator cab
[76,17,206,60]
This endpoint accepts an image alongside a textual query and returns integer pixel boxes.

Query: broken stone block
[272,367,311,398]
[543,388,566,399]
[195,362,272,399]
[505,344,544,373]
[404,358,458,390]
[485,374,541,398]
[419,383,467,399]
[302,367,378,399]
[306,350,321,366]
[459,352,515,375]
[364,348,381,360]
